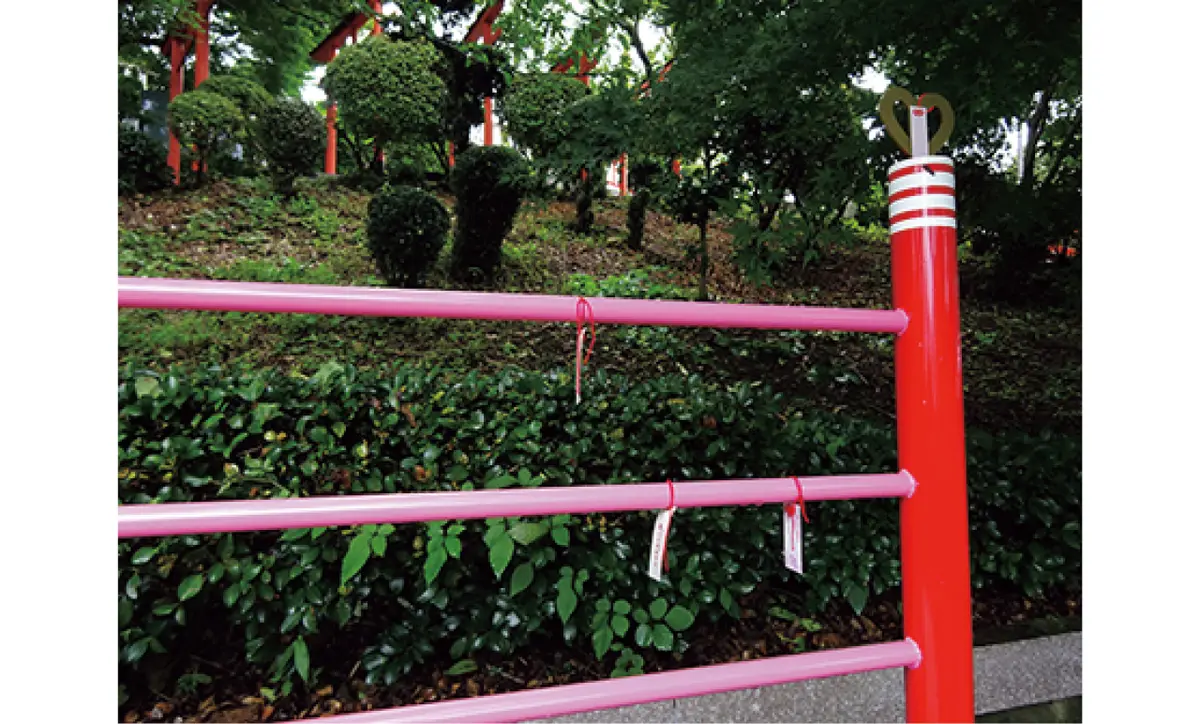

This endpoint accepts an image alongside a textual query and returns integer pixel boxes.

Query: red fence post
[325,101,338,175]
[889,154,975,722]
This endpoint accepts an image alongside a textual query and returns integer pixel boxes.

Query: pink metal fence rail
[118,276,908,333]
[118,139,973,724]
[119,473,915,538]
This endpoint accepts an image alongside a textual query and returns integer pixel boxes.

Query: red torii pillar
[162,1,213,183]
[324,55,340,175]
[192,0,213,174]
[195,1,212,85]
[311,9,376,175]
[165,36,188,183]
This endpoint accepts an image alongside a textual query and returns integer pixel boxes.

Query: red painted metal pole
[890,154,975,722]
[194,1,212,86]
[325,46,340,175]
[166,40,184,184]
[620,153,629,195]
[325,102,338,174]
[484,97,494,146]
[190,1,213,175]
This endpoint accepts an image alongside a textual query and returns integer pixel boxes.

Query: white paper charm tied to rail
[648,480,677,581]
[783,477,810,574]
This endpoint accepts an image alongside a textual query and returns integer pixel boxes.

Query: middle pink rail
[119,473,914,538]
[118,276,908,333]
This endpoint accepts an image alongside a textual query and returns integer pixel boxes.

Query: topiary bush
[196,75,274,175]
[449,145,531,282]
[365,185,451,288]
[197,75,273,121]
[498,72,589,158]
[168,90,244,186]
[117,362,1080,700]
[259,97,326,196]
[119,127,174,195]
[322,36,447,173]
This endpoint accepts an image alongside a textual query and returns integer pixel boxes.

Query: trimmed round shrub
[449,145,531,282]
[498,72,589,157]
[322,36,447,158]
[118,127,174,195]
[366,185,451,288]
[197,76,273,175]
[259,97,325,195]
[168,90,244,185]
[196,75,273,120]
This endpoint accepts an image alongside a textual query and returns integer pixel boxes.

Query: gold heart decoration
[879,86,955,156]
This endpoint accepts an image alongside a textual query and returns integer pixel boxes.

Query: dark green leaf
[294,637,310,681]
[635,623,653,647]
[511,562,535,596]
[611,614,630,637]
[556,576,578,623]
[446,659,478,675]
[592,626,614,658]
[651,624,674,651]
[489,535,515,578]
[664,606,695,631]
[341,533,372,586]
[177,575,204,602]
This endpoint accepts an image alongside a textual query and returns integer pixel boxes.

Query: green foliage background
[119,363,1080,692]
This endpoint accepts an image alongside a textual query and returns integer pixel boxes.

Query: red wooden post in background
[165,37,185,183]
[890,103,975,722]
[325,90,339,175]
[194,1,212,85]
[484,97,495,146]
[191,0,213,175]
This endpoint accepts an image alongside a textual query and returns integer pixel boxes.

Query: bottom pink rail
[328,639,920,723]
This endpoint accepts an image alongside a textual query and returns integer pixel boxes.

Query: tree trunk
[621,19,657,90]
[1021,83,1057,187]
[1043,110,1082,189]
[627,189,650,250]
[697,216,710,301]
[574,176,595,233]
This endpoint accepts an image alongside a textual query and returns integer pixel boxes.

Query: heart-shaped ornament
[878,86,955,156]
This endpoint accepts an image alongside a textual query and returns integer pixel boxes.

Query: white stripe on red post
[889,194,955,217]
[887,155,956,235]
[889,172,955,195]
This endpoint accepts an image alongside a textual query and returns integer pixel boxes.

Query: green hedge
[119,363,1079,694]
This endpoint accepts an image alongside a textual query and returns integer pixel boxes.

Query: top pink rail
[118,277,908,333]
